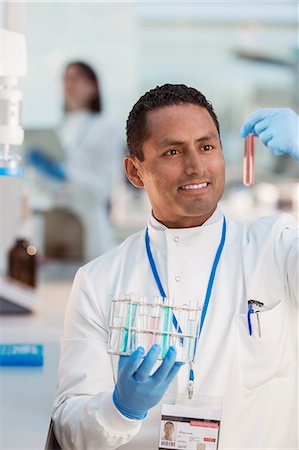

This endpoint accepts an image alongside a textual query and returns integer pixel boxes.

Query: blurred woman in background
[58,61,121,260]
[28,61,122,261]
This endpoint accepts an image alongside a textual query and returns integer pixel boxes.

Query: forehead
[65,65,88,80]
[144,103,218,143]
[65,65,79,76]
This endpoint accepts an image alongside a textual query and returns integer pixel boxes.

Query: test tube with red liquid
[243,133,255,186]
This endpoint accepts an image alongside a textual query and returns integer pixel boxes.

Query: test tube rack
[108,294,201,362]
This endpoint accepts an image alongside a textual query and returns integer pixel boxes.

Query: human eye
[202,144,213,151]
[165,149,179,156]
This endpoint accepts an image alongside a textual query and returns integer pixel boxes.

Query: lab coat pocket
[235,300,293,391]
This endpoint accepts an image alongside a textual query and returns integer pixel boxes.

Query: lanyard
[145,215,226,398]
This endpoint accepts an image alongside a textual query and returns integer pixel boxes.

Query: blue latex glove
[113,344,182,420]
[26,148,67,181]
[240,108,299,161]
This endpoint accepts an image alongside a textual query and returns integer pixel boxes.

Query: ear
[124,156,144,189]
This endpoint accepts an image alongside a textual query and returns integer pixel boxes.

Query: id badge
[158,395,222,450]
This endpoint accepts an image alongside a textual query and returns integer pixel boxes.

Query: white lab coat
[55,111,122,260]
[52,207,298,449]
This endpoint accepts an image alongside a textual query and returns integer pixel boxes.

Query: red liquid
[243,133,255,186]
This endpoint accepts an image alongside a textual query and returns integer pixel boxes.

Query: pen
[247,299,264,337]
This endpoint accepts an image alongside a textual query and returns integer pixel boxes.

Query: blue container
[0,344,43,366]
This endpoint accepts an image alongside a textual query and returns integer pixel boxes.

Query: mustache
[178,177,212,186]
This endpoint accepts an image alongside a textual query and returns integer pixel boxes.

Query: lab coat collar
[64,110,93,124]
[147,206,223,250]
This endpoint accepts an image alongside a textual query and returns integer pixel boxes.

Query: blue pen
[247,303,254,336]
[247,300,264,337]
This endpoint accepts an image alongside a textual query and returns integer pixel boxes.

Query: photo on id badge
[158,408,220,450]
[159,418,207,450]
[159,420,177,448]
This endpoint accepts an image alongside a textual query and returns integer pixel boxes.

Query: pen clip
[248,299,264,309]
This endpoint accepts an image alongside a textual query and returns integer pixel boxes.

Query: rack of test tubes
[108,294,201,362]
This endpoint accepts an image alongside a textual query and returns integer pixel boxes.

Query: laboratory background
[0,1,298,449]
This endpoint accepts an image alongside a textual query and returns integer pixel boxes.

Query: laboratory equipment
[4,191,38,299]
[136,296,147,348]
[119,294,137,352]
[108,294,201,362]
[8,238,37,288]
[0,276,37,314]
[243,133,255,186]
[184,302,197,361]
[0,344,43,366]
[161,297,173,357]
[0,2,27,176]
[146,296,161,350]
[0,2,33,313]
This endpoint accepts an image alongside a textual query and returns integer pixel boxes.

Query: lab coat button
[173,236,180,242]
[175,275,181,282]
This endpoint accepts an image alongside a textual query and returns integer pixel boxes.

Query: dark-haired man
[52,84,298,450]
[163,421,175,441]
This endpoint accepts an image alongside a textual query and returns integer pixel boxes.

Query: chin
[185,204,216,217]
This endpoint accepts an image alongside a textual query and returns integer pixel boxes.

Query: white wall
[20,1,297,166]
[20,1,298,130]
[21,2,140,129]
[136,1,297,165]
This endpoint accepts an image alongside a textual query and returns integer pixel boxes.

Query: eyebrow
[158,132,219,147]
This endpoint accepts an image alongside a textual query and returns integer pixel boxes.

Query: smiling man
[125,100,225,228]
[52,84,298,450]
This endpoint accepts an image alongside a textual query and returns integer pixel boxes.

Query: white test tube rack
[108,294,201,362]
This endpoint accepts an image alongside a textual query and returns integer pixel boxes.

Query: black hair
[126,83,220,161]
[64,61,102,113]
[164,421,174,429]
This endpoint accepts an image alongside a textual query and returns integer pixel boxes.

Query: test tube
[184,302,197,361]
[161,297,173,357]
[136,297,147,349]
[173,305,184,361]
[243,133,255,187]
[146,296,161,351]
[129,296,138,352]
[119,295,137,353]
[109,297,124,353]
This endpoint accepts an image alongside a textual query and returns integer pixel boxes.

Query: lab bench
[0,280,71,450]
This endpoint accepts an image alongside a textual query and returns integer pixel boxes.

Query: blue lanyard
[145,215,226,394]
[145,229,183,335]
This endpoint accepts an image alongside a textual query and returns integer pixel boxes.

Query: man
[162,421,175,441]
[52,84,298,449]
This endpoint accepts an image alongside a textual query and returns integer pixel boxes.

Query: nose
[184,148,205,176]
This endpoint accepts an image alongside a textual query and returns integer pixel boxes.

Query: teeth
[181,183,208,190]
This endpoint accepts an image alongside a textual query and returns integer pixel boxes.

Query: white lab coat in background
[55,110,122,260]
[52,207,298,450]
